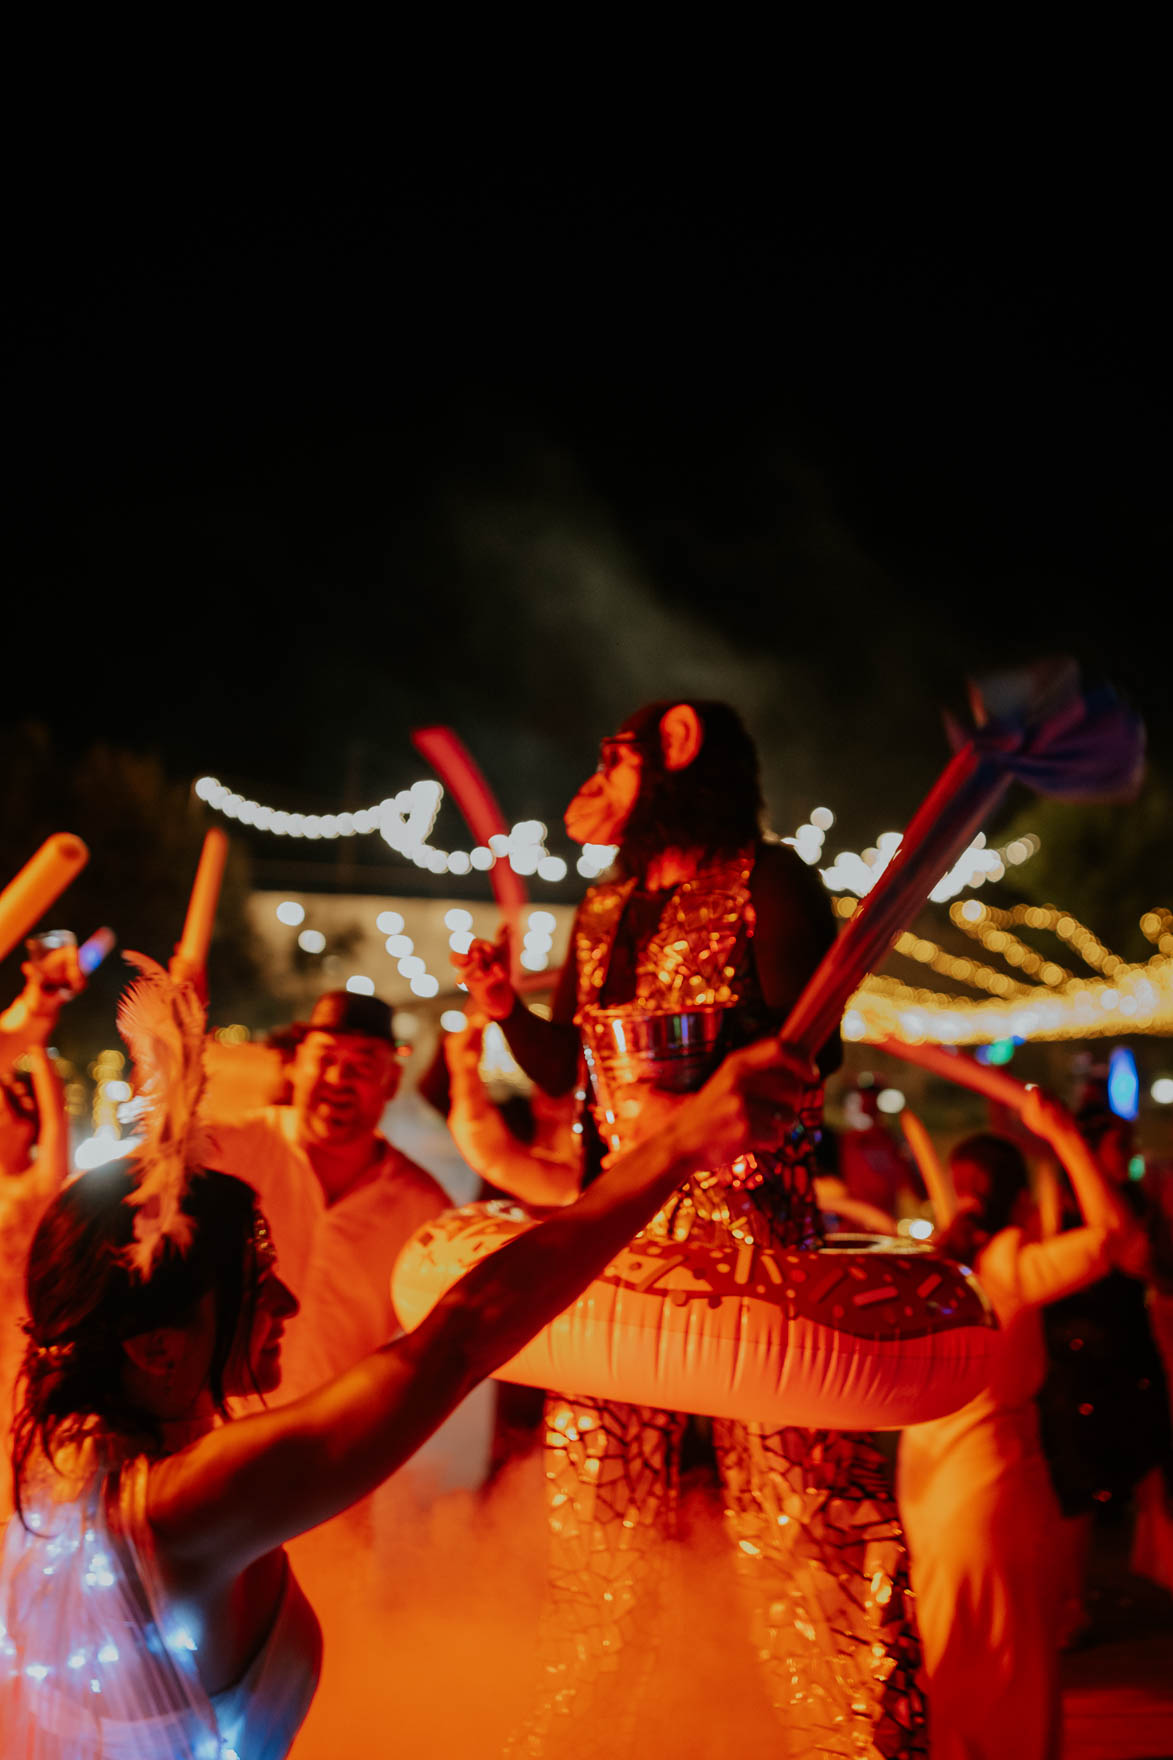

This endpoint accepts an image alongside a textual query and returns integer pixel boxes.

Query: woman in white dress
[1,1000,811,1759]
[897,1086,1147,1760]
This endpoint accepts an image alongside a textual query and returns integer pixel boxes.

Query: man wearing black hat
[208,989,450,1397]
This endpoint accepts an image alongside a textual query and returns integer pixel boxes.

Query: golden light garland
[1139,907,1173,955]
[833,896,1039,1000]
[949,898,1120,978]
[890,927,1035,999]
[836,903,1173,1046]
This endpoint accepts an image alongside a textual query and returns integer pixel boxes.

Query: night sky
[7,171,1169,865]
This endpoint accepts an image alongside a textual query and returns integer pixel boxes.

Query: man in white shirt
[208,989,451,1397]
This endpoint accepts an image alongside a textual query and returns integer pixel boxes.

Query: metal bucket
[580,1003,734,1150]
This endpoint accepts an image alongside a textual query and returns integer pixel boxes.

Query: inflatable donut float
[392,1201,999,1429]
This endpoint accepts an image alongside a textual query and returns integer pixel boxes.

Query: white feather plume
[116,952,215,1276]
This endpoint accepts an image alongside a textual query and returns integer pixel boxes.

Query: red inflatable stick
[0,834,90,965]
[899,1105,959,1226]
[877,1035,1031,1112]
[172,828,228,995]
[411,726,529,987]
[780,661,1144,1063]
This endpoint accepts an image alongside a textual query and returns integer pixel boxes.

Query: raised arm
[452,923,581,1095]
[1019,1088,1138,1239]
[147,1038,813,1579]
[445,1022,579,1206]
[0,944,84,1080]
[1014,1086,1149,1291]
[25,1047,69,1206]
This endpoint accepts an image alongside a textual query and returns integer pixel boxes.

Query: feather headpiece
[116,952,216,1276]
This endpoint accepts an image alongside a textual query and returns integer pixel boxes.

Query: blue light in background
[976,1038,1016,1067]
[1108,1046,1140,1121]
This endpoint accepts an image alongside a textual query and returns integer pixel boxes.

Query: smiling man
[207,990,450,1398]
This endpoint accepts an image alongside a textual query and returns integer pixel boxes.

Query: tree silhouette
[0,725,276,1069]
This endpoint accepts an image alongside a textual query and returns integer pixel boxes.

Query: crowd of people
[1,697,1170,1759]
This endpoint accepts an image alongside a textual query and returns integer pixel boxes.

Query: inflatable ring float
[392,1201,999,1429]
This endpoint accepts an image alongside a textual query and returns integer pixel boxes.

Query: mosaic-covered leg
[713,1420,928,1759]
[504,1392,686,1759]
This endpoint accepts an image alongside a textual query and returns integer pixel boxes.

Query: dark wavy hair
[934,1132,1031,1266]
[11,1164,261,1527]
[615,699,764,880]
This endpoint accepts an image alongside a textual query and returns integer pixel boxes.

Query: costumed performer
[0,955,813,1759]
[896,1084,1147,1760]
[456,699,927,1760]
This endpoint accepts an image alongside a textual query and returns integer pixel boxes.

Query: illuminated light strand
[832,898,1037,1000]
[780,806,836,868]
[576,843,618,880]
[838,905,1173,1048]
[944,912,1072,987]
[1139,907,1173,951]
[195,775,569,884]
[827,903,1173,1048]
[270,897,561,1002]
[890,927,1036,999]
[842,952,1173,1046]
[197,772,1038,906]
[820,829,1040,904]
[950,899,1121,978]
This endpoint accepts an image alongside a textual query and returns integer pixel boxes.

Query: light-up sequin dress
[1,1441,321,1759]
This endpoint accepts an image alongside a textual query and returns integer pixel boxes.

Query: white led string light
[195,776,567,884]
[199,775,1039,905]
[818,828,1040,902]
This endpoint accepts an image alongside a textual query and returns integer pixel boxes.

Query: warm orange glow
[0,832,90,963]
[174,827,228,976]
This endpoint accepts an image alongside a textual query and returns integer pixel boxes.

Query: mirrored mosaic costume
[508,849,927,1759]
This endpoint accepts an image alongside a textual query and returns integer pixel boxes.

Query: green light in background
[1129,1154,1146,1181]
[986,1038,1016,1066]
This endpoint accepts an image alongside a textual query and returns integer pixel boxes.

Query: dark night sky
[6,166,1169,863]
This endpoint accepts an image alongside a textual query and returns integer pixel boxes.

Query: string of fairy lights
[190,766,1172,1060]
[64,780,1167,1180]
[192,773,1038,899]
[68,865,1173,1184]
[838,899,1173,1047]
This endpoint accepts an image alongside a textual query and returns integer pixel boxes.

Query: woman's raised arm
[26,1047,69,1204]
[147,1037,814,1581]
[1014,1087,1149,1297]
